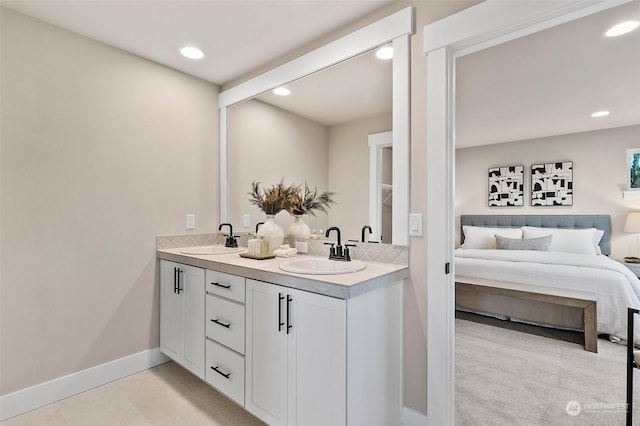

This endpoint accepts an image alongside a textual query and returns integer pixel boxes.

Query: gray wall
[1,8,219,395]
[456,125,640,259]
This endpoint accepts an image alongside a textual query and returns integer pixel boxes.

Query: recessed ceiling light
[180,46,204,60]
[375,46,393,60]
[605,20,639,37]
[591,110,610,118]
[273,87,291,96]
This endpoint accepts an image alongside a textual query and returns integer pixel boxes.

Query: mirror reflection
[227,47,392,242]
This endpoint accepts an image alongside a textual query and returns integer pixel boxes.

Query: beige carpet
[456,317,640,425]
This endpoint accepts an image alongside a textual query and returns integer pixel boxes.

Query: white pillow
[594,229,604,255]
[461,226,523,249]
[521,226,599,255]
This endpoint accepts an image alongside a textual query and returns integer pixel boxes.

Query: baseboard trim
[403,405,428,425]
[0,348,170,421]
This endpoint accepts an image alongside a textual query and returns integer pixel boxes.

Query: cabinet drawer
[206,294,245,354]
[206,270,245,303]
[206,339,245,407]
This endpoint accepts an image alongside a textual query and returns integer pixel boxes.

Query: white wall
[456,125,640,259]
[0,8,219,395]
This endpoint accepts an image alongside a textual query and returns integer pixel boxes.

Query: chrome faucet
[218,223,238,248]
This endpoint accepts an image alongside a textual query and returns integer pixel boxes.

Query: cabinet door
[288,288,346,426]
[160,260,205,378]
[181,264,205,378]
[245,279,288,426]
[160,260,183,361]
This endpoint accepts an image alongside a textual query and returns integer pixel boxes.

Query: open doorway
[424,1,639,423]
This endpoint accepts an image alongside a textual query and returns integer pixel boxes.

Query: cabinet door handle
[211,281,231,289]
[278,293,285,332]
[173,267,178,294]
[286,294,293,334]
[176,269,183,294]
[211,366,231,379]
[211,318,231,328]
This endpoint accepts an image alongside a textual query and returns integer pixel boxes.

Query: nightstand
[623,262,640,278]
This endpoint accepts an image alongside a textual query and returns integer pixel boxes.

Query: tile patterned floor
[1,362,265,426]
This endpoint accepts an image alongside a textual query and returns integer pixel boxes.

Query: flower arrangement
[248,179,298,215]
[288,182,336,216]
[248,179,335,216]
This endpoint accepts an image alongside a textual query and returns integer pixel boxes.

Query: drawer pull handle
[211,282,231,289]
[211,366,231,379]
[211,318,231,328]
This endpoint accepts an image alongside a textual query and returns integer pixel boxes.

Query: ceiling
[456,0,640,148]
[0,0,392,86]
[2,1,638,143]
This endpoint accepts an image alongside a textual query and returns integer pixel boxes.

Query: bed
[455,214,640,350]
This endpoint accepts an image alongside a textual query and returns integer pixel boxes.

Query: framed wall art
[627,148,640,190]
[488,165,524,207]
[531,161,573,206]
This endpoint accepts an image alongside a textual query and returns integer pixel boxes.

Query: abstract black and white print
[531,161,573,206]
[488,165,524,207]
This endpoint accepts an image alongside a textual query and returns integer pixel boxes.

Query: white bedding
[455,248,640,340]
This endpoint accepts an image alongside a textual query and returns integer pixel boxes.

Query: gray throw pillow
[495,234,552,251]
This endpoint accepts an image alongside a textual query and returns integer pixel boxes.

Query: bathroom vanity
[157,247,407,426]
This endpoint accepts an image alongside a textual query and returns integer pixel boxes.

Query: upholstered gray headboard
[460,214,612,256]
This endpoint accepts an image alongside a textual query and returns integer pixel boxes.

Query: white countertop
[157,248,408,299]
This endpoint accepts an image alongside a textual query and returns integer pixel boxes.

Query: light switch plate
[409,213,422,237]
[243,214,251,228]
[186,214,195,230]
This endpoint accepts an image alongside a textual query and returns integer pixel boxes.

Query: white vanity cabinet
[245,278,348,426]
[158,251,405,426]
[160,260,205,378]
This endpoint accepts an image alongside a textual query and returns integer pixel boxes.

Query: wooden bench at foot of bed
[456,281,598,353]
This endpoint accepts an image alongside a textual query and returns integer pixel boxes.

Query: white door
[181,264,205,378]
[288,288,346,426]
[245,279,288,426]
[160,260,183,361]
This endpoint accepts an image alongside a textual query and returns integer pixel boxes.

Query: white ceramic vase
[258,215,284,254]
[287,215,311,242]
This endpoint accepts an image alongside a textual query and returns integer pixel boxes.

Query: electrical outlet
[243,214,251,228]
[186,214,195,230]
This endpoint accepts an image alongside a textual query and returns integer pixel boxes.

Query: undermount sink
[279,258,366,275]
[180,245,243,255]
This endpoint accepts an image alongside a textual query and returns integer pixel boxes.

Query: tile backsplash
[156,232,408,266]
[306,239,408,266]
